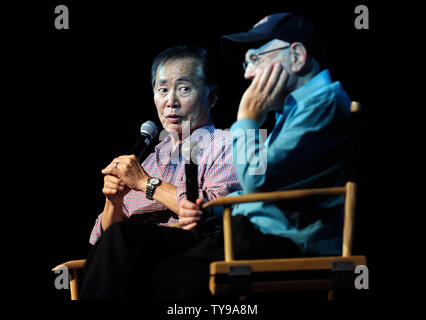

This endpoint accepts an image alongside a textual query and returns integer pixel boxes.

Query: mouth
[165,115,183,124]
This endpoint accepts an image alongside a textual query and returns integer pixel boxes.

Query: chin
[164,124,183,136]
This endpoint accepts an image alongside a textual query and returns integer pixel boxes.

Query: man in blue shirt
[180,13,351,256]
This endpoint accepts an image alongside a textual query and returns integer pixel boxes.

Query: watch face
[149,177,160,185]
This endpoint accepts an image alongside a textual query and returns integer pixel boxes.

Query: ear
[289,42,307,73]
[208,86,219,109]
[209,92,218,109]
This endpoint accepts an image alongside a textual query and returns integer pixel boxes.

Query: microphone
[183,141,214,229]
[132,120,158,162]
[182,141,199,202]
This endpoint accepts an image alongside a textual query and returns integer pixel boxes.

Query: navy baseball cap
[221,13,326,64]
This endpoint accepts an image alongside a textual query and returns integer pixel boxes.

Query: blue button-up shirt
[229,69,351,256]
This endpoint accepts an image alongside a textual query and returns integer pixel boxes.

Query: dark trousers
[80,214,301,300]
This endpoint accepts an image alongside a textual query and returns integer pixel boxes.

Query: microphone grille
[140,120,158,139]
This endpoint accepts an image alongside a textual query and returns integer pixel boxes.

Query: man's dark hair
[151,45,219,106]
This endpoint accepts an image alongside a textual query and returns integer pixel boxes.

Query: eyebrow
[157,76,192,85]
[176,76,191,83]
[245,49,257,61]
[245,41,280,60]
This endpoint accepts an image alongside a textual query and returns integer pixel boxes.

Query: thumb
[195,198,203,207]
[102,167,112,174]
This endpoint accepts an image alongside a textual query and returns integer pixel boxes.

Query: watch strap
[146,178,160,200]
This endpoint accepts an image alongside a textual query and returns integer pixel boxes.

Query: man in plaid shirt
[89,121,240,244]
[88,45,240,245]
[81,44,247,300]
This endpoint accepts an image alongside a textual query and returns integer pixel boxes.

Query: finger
[103,165,122,178]
[182,222,198,230]
[265,63,283,93]
[112,155,143,173]
[270,67,289,99]
[179,209,202,218]
[105,181,125,191]
[102,167,112,174]
[180,216,201,227]
[179,200,202,216]
[246,63,266,91]
[103,187,120,195]
[106,157,122,168]
[180,199,200,210]
[104,175,125,185]
[102,168,119,179]
[117,155,136,164]
[106,176,126,187]
[102,158,121,174]
[256,63,274,91]
[104,178,126,190]
[180,215,201,223]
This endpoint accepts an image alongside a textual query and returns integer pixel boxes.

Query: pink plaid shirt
[89,121,241,244]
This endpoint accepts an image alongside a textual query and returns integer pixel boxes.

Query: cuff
[230,118,260,132]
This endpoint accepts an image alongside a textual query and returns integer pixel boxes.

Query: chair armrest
[202,186,346,209]
[210,255,367,274]
[202,186,347,262]
[52,259,86,271]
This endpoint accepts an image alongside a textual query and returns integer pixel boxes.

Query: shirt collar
[287,69,332,105]
[181,118,216,149]
[154,119,216,153]
[275,69,332,120]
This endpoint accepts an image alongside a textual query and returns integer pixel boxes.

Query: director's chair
[53,102,364,301]
[201,101,366,300]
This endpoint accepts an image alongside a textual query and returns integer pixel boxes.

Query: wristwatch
[146,177,161,200]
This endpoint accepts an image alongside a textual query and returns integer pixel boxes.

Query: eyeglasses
[242,45,290,71]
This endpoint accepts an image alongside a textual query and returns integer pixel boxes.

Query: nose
[244,64,256,80]
[166,89,180,108]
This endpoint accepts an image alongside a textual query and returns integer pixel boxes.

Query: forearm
[138,175,179,214]
[153,183,179,213]
[231,118,268,192]
[101,199,124,232]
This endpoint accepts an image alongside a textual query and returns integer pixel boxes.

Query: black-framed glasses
[242,45,290,71]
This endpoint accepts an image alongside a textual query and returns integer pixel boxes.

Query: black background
[5,0,400,307]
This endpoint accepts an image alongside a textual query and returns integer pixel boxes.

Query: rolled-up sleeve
[231,92,349,193]
[89,213,103,245]
[89,203,129,245]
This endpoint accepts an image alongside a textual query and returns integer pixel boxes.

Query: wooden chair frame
[53,102,364,300]
[202,182,366,298]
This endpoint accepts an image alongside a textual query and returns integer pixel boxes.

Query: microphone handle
[132,133,152,162]
[185,163,199,202]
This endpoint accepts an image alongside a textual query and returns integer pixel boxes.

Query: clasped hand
[101,154,202,231]
[101,155,147,203]
[178,198,204,230]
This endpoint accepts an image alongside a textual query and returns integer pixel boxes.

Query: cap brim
[221,31,273,59]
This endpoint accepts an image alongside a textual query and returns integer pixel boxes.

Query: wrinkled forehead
[155,57,204,86]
